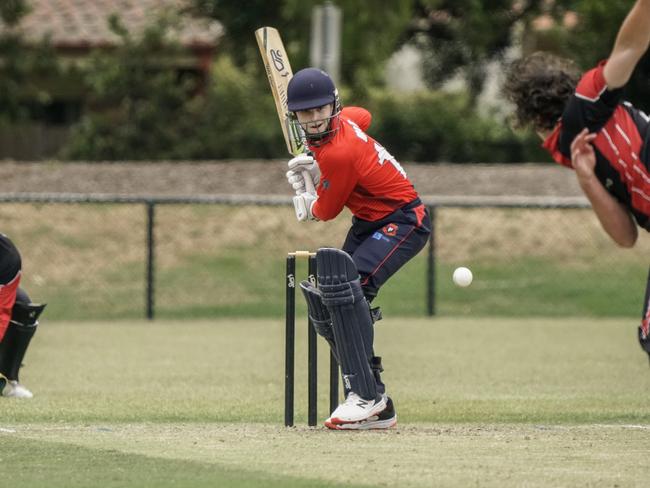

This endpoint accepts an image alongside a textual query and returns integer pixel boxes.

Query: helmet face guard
[288,100,341,146]
[287,68,342,146]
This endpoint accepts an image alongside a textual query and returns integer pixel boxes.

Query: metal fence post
[427,206,436,316]
[146,202,155,320]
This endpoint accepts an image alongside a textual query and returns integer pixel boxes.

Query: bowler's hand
[570,128,598,182]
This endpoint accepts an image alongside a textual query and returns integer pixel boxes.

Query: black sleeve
[559,88,624,157]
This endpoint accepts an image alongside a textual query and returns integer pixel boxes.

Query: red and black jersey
[309,107,419,222]
[543,61,650,231]
[0,233,21,341]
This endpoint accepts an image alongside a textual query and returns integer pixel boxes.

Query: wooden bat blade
[255,27,306,156]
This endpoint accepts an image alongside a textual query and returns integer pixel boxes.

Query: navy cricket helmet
[287,68,338,111]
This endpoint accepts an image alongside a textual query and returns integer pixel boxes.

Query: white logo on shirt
[346,119,368,142]
[374,142,406,178]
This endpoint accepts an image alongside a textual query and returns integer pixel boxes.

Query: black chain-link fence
[0,194,647,321]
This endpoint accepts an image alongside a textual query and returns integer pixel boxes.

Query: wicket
[285,251,339,427]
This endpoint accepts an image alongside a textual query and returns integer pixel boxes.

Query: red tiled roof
[1,0,223,49]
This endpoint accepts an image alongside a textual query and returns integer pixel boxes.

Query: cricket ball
[452,267,473,287]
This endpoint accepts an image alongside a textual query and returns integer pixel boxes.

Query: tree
[191,0,412,96]
[0,0,29,25]
[0,0,59,123]
[64,15,203,160]
[565,0,649,106]
[406,1,558,98]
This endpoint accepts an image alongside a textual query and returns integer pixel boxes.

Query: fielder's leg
[638,266,650,366]
[0,288,46,398]
[316,248,386,425]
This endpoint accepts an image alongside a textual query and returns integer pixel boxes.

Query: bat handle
[302,170,316,194]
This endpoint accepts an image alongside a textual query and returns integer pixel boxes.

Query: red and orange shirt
[309,107,419,222]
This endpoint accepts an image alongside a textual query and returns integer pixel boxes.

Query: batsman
[285,68,431,429]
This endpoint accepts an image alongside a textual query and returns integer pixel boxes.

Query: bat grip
[302,170,316,194]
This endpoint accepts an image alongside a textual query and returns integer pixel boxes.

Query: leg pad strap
[299,280,337,354]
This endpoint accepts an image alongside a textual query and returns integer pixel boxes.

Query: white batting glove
[287,153,320,187]
[293,191,318,222]
[286,170,310,195]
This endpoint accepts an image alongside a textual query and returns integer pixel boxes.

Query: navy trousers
[342,199,431,301]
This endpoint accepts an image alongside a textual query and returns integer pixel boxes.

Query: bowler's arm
[579,176,638,248]
[604,0,650,88]
[571,130,638,247]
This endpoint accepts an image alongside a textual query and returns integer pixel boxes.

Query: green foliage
[63,15,204,160]
[63,12,290,160]
[336,0,412,94]
[192,0,310,69]
[563,0,626,64]
[365,89,545,163]
[515,0,650,107]
[0,0,60,124]
[412,1,548,97]
[0,0,30,27]
[566,0,649,106]
[8,0,648,161]
[193,0,412,92]
[189,56,287,159]
[65,16,547,163]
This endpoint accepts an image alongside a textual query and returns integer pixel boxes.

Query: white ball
[452,267,473,287]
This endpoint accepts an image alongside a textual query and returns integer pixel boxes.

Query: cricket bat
[255,26,316,202]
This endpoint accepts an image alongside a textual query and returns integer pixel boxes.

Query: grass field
[3,317,650,487]
[1,204,648,320]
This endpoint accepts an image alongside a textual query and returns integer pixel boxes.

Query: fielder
[503,0,650,362]
[0,233,46,398]
[285,68,431,429]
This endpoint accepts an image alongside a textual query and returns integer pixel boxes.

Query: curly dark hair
[503,52,581,132]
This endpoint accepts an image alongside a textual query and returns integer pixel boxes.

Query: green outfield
[2,204,649,321]
[3,317,650,487]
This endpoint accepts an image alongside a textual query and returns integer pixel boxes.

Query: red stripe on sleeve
[594,108,650,217]
[575,61,608,101]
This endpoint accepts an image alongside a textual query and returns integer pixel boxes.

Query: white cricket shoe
[326,396,397,430]
[326,392,386,426]
[1,380,34,399]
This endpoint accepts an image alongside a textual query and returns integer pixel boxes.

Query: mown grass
[3,437,361,488]
[2,318,650,487]
[4,318,650,424]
